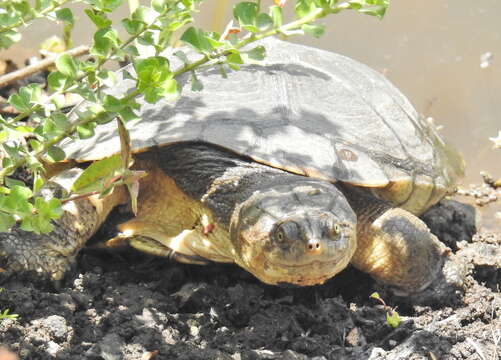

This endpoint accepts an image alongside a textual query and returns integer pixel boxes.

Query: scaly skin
[0,169,126,280]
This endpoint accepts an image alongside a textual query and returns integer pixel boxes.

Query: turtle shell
[61,38,464,214]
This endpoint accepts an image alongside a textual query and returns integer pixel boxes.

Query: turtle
[0,38,467,298]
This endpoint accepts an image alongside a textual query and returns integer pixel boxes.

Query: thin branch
[0,0,73,35]
[0,45,89,89]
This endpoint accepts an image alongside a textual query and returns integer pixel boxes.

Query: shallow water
[2,0,499,226]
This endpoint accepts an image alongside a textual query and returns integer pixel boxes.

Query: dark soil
[0,193,499,360]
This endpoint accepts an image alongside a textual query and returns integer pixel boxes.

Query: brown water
[2,0,500,225]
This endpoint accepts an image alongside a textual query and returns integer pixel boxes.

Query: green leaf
[42,116,66,139]
[234,2,258,32]
[86,0,123,12]
[20,197,63,234]
[245,45,266,61]
[121,18,144,35]
[2,157,13,170]
[19,84,42,104]
[295,0,318,18]
[5,178,25,189]
[103,95,126,112]
[80,104,114,124]
[131,6,157,23]
[47,71,74,92]
[151,0,169,12]
[15,125,33,134]
[134,56,177,103]
[0,185,33,217]
[36,197,63,220]
[7,93,30,113]
[84,9,112,29]
[143,79,178,103]
[2,143,22,161]
[33,172,44,194]
[370,292,381,300]
[56,54,79,78]
[227,62,240,71]
[134,56,171,86]
[46,146,66,162]
[124,44,140,57]
[161,79,178,97]
[256,13,273,31]
[26,155,43,172]
[137,31,155,46]
[219,64,228,78]
[190,72,203,92]
[348,0,389,19]
[102,27,121,46]
[0,30,22,50]
[0,213,16,232]
[73,84,97,102]
[204,32,224,49]
[0,130,8,143]
[227,52,243,65]
[118,106,139,122]
[302,23,325,38]
[71,154,122,194]
[51,94,66,109]
[77,122,97,139]
[180,27,213,53]
[92,27,120,57]
[174,50,189,65]
[0,308,18,320]
[55,8,74,24]
[7,84,42,112]
[386,311,401,328]
[270,5,283,28]
[96,69,117,87]
[51,113,70,131]
[29,139,43,152]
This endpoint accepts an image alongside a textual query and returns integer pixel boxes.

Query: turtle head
[230,179,357,286]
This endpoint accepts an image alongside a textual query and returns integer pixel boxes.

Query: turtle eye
[274,221,300,243]
[331,224,341,237]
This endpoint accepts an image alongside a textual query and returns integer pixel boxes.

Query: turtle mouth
[259,258,346,286]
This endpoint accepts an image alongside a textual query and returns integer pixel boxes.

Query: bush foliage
[0,0,389,234]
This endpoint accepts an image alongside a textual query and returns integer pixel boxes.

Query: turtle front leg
[339,185,469,303]
[0,169,127,280]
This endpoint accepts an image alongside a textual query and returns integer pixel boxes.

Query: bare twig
[60,191,100,204]
[0,45,89,89]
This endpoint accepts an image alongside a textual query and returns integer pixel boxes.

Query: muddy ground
[0,188,499,360]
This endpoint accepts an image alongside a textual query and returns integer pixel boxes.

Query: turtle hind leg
[0,169,128,281]
[339,185,469,303]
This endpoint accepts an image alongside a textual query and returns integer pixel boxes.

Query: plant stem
[0,0,74,35]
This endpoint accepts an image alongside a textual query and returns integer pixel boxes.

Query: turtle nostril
[307,239,321,253]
